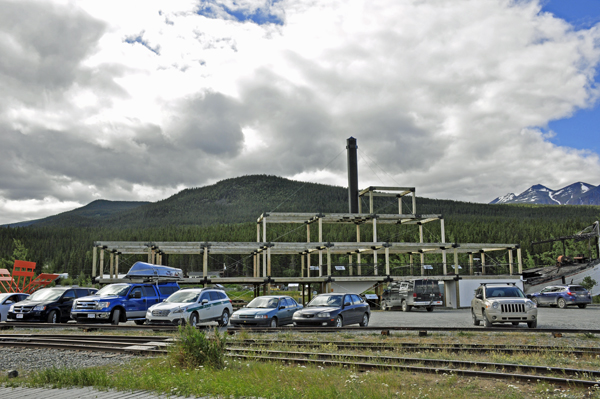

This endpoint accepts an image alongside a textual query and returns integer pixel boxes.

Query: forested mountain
[1,175,599,279]
[4,200,150,228]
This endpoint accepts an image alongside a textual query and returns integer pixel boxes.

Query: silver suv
[471,283,538,328]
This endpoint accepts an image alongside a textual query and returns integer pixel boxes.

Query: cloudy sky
[1,0,600,225]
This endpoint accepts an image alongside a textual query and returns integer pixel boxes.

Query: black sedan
[292,293,370,327]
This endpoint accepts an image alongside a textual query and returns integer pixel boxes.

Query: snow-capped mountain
[490,182,600,205]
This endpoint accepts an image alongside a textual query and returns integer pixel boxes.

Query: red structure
[0,260,60,294]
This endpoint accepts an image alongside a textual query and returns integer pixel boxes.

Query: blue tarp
[126,262,183,279]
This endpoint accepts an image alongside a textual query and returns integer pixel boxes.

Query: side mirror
[130,291,142,299]
[344,302,351,307]
[201,299,208,305]
[60,296,72,303]
[279,306,285,310]
[475,294,483,300]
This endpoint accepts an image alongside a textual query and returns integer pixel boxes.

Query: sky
[1,0,600,225]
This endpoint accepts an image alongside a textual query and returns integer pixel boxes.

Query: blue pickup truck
[70,282,180,325]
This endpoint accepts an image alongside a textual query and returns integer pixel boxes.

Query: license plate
[16,314,23,319]
[87,314,96,318]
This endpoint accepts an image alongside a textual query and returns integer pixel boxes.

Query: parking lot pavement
[369,306,600,329]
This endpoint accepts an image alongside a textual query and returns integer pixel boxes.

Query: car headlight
[526,301,536,309]
[317,312,331,318]
[491,302,499,310]
[96,302,110,310]
[72,300,78,309]
[254,315,268,319]
[231,313,239,318]
[9,305,14,312]
[171,308,184,314]
[33,305,46,311]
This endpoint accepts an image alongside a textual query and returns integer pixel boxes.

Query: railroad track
[1,333,599,387]
[0,334,170,355]
[234,338,600,357]
[226,347,600,388]
[3,322,600,335]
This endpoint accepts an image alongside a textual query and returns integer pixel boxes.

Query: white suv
[146,288,233,327]
[471,283,538,328]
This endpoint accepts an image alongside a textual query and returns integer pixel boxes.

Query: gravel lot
[369,305,600,329]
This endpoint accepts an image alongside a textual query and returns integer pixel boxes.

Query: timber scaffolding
[91,186,523,298]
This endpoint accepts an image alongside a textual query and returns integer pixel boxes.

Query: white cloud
[0,0,599,224]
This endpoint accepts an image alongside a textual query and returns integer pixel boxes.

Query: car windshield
[247,297,279,308]
[95,285,130,296]
[27,289,64,301]
[307,295,342,307]
[485,286,525,298]
[165,291,200,303]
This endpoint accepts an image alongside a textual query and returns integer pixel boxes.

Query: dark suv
[527,285,592,309]
[381,279,443,312]
[7,286,98,323]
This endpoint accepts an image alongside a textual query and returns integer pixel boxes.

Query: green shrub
[169,325,227,369]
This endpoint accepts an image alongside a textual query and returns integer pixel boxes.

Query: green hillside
[1,175,599,279]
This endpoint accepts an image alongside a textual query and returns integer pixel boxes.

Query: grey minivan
[381,279,443,312]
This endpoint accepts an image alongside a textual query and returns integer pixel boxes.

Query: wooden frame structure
[91,186,523,285]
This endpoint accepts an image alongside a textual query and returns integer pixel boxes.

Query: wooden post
[263,248,267,277]
[203,248,208,277]
[373,217,378,275]
[307,251,311,278]
[327,246,331,276]
[92,246,97,278]
[481,252,486,275]
[409,253,414,275]
[508,249,514,275]
[253,253,257,278]
[109,252,114,279]
[454,246,459,276]
[318,218,323,277]
[441,219,447,275]
[349,253,353,276]
[115,253,119,278]
[99,249,105,279]
[301,254,305,278]
[517,248,523,274]
[147,248,152,263]
[369,191,374,213]
[412,191,417,214]
[267,246,271,276]
[398,195,403,214]
[419,223,424,276]
[469,253,473,275]
[385,246,390,275]
[356,224,362,275]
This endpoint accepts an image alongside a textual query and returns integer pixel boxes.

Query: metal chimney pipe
[347,137,359,213]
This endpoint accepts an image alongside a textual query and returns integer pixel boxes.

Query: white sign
[334,265,346,271]
[309,266,320,270]
[364,294,379,300]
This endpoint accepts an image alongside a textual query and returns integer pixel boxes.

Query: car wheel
[578,304,587,309]
[557,298,567,309]
[531,297,538,306]
[426,307,434,312]
[527,320,537,329]
[270,318,278,328]
[471,308,480,326]
[401,300,412,312]
[189,312,199,327]
[134,320,145,325]
[111,309,121,325]
[218,310,229,326]
[47,310,58,324]
[335,316,343,328]
[483,310,493,327]
[359,313,369,327]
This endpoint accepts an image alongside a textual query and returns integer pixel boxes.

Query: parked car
[71,282,179,325]
[146,288,233,326]
[471,283,537,328]
[230,295,302,327]
[8,286,98,323]
[0,293,29,322]
[381,279,443,311]
[527,285,592,309]
[292,293,370,327]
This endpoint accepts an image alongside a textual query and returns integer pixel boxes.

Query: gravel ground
[0,348,137,374]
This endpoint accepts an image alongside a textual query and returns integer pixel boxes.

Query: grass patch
[169,324,227,369]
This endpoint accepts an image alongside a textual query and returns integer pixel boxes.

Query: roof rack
[481,282,517,286]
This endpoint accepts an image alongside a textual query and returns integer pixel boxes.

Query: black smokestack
[347,137,359,213]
